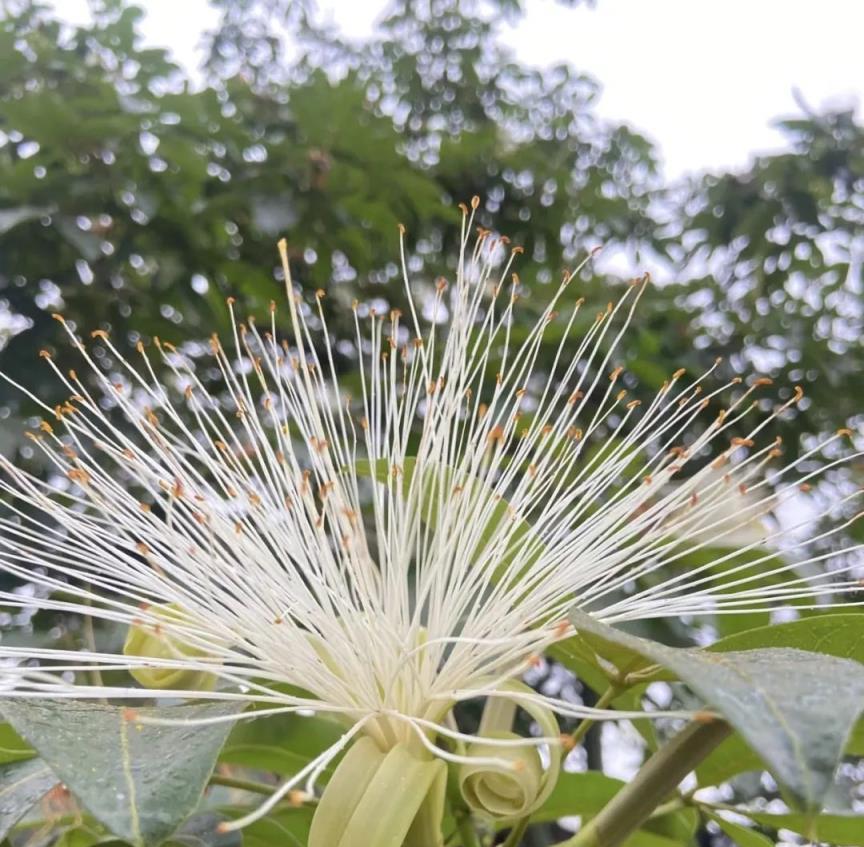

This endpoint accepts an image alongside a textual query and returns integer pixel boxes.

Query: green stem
[454,810,480,847]
[648,797,685,818]
[554,719,732,847]
[501,816,530,847]
[447,771,480,847]
[567,683,621,748]
[81,588,105,697]
[210,773,290,798]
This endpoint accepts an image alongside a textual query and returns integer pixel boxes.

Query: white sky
[49,0,864,178]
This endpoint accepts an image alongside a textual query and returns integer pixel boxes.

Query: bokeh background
[0,1,862,844]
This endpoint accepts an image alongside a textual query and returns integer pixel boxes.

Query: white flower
[0,201,861,827]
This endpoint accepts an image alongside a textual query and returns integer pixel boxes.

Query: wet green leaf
[0,722,35,765]
[0,700,244,846]
[710,613,864,661]
[569,611,864,811]
[697,614,864,786]
[0,758,60,840]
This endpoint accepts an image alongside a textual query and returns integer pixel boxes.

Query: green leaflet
[710,612,864,659]
[219,711,346,780]
[0,722,35,765]
[234,806,314,847]
[739,810,864,845]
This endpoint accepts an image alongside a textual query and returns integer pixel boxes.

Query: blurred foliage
[0,0,863,845]
[0,0,659,419]
[664,105,864,445]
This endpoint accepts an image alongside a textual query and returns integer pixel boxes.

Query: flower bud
[123,604,218,690]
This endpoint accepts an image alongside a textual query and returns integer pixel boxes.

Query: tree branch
[554,718,732,847]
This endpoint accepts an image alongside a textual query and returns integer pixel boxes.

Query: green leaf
[694,732,771,788]
[710,613,864,661]
[546,637,613,695]
[707,813,774,847]
[742,811,864,845]
[220,712,345,780]
[0,758,60,840]
[534,771,696,840]
[531,771,630,821]
[0,700,244,847]
[697,718,864,787]
[569,611,864,811]
[620,832,683,847]
[53,826,106,847]
[0,723,36,764]
[696,614,864,787]
[228,806,314,847]
[166,813,242,847]
[643,806,699,843]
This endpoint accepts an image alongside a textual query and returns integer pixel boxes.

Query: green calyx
[309,736,447,847]
[123,603,218,691]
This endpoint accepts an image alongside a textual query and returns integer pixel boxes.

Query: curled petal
[459,680,562,821]
[310,736,446,847]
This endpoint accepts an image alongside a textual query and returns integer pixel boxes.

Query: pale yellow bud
[123,604,218,690]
